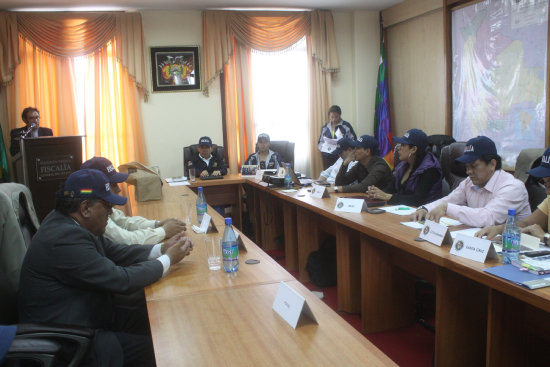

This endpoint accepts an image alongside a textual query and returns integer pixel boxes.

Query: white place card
[334,198,367,213]
[255,169,265,181]
[310,183,330,198]
[521,233,540,250]
[272,282,317,329]
[419,220,452,246]
[235,232,247,252]
[450,233,498,263]
[199,213,212,233]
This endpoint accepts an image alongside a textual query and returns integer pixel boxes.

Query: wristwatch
[544,233,550,246]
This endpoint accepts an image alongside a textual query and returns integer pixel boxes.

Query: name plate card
[334,198,367,213]
[235,232,247,252]
[310,183,330,198]
[255,169,265,181]
[450,233,498,263]
[419,220,452,246]
[192,213,218,234]
[272,282,317,329]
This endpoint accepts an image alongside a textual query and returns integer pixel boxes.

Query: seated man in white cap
[81,157,185,245]
[411,136,530,227]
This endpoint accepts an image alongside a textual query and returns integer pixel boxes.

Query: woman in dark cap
[367,128,442,206]
[244,133,282,170]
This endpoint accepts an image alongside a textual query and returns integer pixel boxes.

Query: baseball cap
[81,157,129,183]
[58,169,127,205]
[455,136,497,164]
[355,135,378,152]
[257,133,270,142]
[333,137,356,155]
[527,147,550,178]
[198,136,212,146]
[393,129,428,152]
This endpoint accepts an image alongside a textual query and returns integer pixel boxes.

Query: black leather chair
[0,185,93,367]
[440,142,467,191]
[183,144,227,176]
[427,134,456,160]
[514,148,546,212]
[268,141,295,168]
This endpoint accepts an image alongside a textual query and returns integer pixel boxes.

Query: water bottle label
[222,243,238,259]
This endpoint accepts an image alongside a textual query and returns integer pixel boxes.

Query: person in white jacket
[81,157,185,245]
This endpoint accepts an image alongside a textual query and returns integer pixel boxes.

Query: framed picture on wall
[150,46,201,92]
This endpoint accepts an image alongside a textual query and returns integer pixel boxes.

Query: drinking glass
[205,237,221,270]
[188,168,196,182]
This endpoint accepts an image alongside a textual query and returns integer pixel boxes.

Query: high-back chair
[183,144,227,176]
[514,148,546,212]
[0,184,93,367]
[440,142,467,191]
[427,134,456,160]
[267,141,295,168]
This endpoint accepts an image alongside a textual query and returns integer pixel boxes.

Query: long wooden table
[244,179,550,367]
[129,184,397,366]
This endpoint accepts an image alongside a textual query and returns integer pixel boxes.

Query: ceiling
[0,0,403,12]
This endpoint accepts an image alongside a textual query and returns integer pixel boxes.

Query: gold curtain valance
[0,11,148,98]
[202,9,339,96]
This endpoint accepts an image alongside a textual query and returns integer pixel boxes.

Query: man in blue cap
[317,137,357,184]
[333,134,392,193]
[82,157,185,245]
[189,136,228,177]
[19,169,194,366]
[477,146,550,243]
[412,136,530,227]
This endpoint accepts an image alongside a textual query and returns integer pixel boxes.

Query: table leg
[336,224,360,313]
[435,267,487,367]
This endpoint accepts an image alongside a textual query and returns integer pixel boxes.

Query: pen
[397,207,410,210]
[521,262,540,272]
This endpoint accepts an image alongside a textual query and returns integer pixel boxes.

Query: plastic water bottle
[502,209,521,264]
[196,187,207,224]
[221,217,239,272]
[284,163,293,188]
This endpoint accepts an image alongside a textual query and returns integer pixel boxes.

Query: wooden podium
[13,136,83,220]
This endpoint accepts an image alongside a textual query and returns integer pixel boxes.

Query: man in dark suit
[9,107,53,156]
[189,136,228,177]
[18,169,194,366]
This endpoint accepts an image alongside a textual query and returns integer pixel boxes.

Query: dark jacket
[18,211,163,329]
[190,153,228,176]
[10,126,53,156]
[388,152,443,207]
[335,156,393,193]
[244,150,282,170]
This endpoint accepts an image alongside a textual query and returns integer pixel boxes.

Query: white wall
[140,10,380,178]
[141,10,223,178]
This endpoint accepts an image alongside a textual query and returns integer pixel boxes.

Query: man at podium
[9,107,53,156]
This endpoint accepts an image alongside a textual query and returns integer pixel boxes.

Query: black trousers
[88,290,156,367]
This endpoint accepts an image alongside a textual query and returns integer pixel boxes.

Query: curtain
[0,11,147,172]
[203,10,339,177]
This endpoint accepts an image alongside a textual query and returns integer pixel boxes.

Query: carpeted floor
[266,249,435,367]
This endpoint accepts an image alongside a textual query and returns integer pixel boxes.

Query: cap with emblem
[333,137,356,155]
[355,135,378,152]
[58,169,127,205]
[198,136,212,147]
[81,157,129,183]
[527,147,550,178]
[455,136,497,164]
[393,129,428,152]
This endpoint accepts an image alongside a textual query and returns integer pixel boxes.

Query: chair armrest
[8,337,61,354]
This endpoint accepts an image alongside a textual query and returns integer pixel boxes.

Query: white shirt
[320,157,357,184]
[103,208,166,245]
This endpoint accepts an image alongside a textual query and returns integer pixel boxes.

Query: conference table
[128,183,396,366]
[131,176,550,366]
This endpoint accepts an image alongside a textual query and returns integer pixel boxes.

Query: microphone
[21,123,37,138]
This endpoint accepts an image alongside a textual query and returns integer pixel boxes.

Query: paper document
[401,221,424,229]
[382,205,416,216]
[167,181,190,186]
[439,217,462,227]
[320,136,338,154]
[450,228,481,239]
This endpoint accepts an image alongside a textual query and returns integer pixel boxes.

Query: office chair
[267,141,295,169]
[440,142,467,191]
[0,187,93,367]
[183,144,227,176]
[427,134,456,160]
[514,148,546,212]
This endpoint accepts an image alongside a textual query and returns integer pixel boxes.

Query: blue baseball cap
[393,129,428,152]
[198,136,212,146]
[333,137,356,155]
[355,135,378,152]
[455,136,497,164]
[527,147,550,178]
[81,157,129,183]
[58,169,127,205]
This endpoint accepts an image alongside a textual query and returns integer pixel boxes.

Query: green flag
[0,124,9,182]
